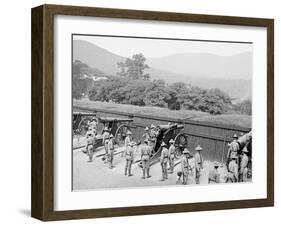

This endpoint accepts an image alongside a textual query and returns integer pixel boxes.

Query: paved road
[73,146,199,190]
[72,144,226,191]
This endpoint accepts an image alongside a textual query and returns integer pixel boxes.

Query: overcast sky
[73,34,252,58]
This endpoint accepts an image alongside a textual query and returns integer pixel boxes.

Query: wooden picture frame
[31,4,274,221]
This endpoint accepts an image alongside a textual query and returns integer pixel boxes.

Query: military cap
[242,147,248,153]
[109,134,114,138]
[127,131,132,135]
[161,142,167,147]
[195,145,203,151]
[130,142,135,146]
[104,127,109,131]
[214,162,219,168]
[144,139,149,143]
[240,132,244,136]
[183,148,190,154]
[150,124,156,129]
[233,134,238,139]
[169,139,174,144]
[145,127,149,131]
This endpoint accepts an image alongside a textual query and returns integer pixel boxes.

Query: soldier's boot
[128,168,133,176]
[125,167,127,176]
[142,169,146,179]
[165,169,168,180]
[147,168,151,178]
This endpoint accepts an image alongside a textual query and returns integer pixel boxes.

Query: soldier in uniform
[239,147,249,182]
[142,127,150,142]
[208,162,220,183]
[83,128,94,154]
[194,145,204,184]
[226,156,238,183]
[226,134,240,172]
[123,130,132,157]
[181,148,191,185]
[150,124,158,151]
[125,142,135,176]
[227,134,240,160]
[102,128,110,163]
[140,139,152,179]
[88,116,97,131]
[168,139,176,173]
[86,132,95,162]
[160,142,169,181]
[108,134,115,169]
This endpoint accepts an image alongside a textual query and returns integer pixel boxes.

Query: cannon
[73,112,97,136]
[226,131,252,178]
[138,123,188,167]
[73,111,135,149]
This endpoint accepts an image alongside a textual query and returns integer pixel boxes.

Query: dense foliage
[233,99,252,115]
[117,53,150,80]
[88,77,232,115]
[73,60,104,99]
[73,55,249,115]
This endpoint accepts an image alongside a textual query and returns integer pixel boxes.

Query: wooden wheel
[115,124,130,147]
[174,133,188,159]
[78,116,91,136]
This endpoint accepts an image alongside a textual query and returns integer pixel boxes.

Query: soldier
[125,142,135,176]
[239,147,249,182]
[227,134,240,160]
[160,142,169,181]
[140,139,152,179]
[108,134,115,169]
[208,162,220,183]
[226,156,238,183]
[142,127,150,142]
[194,145,204,184]
[181,148,191,185]
[168,139,176,173]
[83,128,94,154]
[86,132,95,162]
[88,116,97,131]
[124,130,132,157]
[150,124,157,149]
[226,134,240,171]
[102,128,110,163]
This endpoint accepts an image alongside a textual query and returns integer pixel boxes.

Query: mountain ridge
[73,39,251,99]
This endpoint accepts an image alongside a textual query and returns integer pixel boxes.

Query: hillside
[147,52,252,80]
[73,40,252,99]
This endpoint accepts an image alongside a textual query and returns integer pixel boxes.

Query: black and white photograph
[72,34,253,191]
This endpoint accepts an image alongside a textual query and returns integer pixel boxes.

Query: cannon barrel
[98,117,134,123]
[73,111,96,116]
[237,131,252,147]
[158,124,184,131]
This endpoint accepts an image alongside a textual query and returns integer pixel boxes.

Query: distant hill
[73,40,125,75]
[73,40,252,99]
[147,52,252,80]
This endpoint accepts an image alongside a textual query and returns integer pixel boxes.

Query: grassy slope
[73,99,251,128]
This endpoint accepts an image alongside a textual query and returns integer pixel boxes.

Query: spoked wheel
[78,116,91,136]
[174,133,188,159]
[115,124,130,147]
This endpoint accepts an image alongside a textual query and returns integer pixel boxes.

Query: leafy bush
[233,99,252,115]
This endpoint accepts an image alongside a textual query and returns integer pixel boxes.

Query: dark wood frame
[31,4,274,221]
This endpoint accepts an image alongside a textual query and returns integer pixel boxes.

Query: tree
[117,53,150,80]
[73,60,94,99]
[233,99,252,115]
